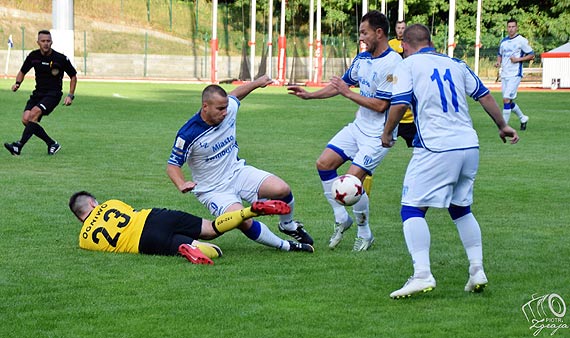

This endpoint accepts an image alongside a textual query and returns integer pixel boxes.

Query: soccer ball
[331,174,363,206]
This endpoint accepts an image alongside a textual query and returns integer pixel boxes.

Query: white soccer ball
[331,174,363,206]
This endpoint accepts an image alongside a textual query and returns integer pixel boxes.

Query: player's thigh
[501,77,521,100]
[197,190,242,217]
[401,149,463,208]
[234,165,277,202]
[352,134,389,175]
[451,148,479,207]
[317,147,346,170]
[325,124,359,164]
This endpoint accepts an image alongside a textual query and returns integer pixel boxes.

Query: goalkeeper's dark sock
[212,207,257,234]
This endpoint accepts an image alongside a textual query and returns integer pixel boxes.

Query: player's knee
[448,204,471,220]
[316,156,339,171]
[316,157,329,171]
[401,205,426,222]
[272,184,291,200]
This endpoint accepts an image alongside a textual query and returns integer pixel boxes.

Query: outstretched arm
[287,82,339,100]
[230,75,273,101]
[329,76,390,112]
[478,93,519,144]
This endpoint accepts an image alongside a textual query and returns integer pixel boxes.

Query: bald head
[402,24,432,56]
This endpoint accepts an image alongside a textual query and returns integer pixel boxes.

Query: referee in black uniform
[4,30,77,156]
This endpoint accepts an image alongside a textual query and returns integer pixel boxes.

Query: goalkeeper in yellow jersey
[68,191,292,265]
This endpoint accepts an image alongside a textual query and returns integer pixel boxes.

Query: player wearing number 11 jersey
[381,24,519,298]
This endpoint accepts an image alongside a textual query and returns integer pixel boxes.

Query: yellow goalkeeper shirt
[389,38,413,124]
[388,38,403,54]
[79,199,151,253]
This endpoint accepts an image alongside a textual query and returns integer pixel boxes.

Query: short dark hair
[403,24,432,48]
[507,18,518,25]
[69,191,96,221]
[38,30,51,36]
[202,84,227,103]
[361,10,390,37]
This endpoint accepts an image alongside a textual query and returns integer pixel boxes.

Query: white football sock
[253,221,290,251]
[352,192,372,238]
[453,213,483,269]
[503,108,511,123]
[403,217,431,278]
[511,103,524,119]
[322,179,350,223]
[279,197,295,231]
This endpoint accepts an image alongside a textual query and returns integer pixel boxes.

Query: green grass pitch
[0,79,569,337]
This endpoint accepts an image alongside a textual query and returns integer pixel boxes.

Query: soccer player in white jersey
[288,10,401,252]
[167,75,314,254]
[381,24,519,298]
[495,18,535,130]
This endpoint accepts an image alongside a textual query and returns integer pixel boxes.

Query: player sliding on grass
[69,191,292,265]
[167,75,314,253]
[381,24,519,298]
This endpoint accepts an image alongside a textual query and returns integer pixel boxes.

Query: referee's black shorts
[25,92,62,116]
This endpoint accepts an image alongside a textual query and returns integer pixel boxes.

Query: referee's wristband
[67,93,75,99]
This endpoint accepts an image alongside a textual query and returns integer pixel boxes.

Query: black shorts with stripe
[25,92,63,116]
[138,208,203,256]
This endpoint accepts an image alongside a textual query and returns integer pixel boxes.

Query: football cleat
[4,142,21,156]
[390,275,436,299]
[329,216,353,249]
[520,116,529,131]
[178,244,214,265]
[287,240,314,253]
[465,270,488,293]
[353,236,374,251]
[251,200,291,215]
[48,142,61,155]
[279,220,314,245]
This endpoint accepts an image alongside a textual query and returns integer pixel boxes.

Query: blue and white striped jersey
[498,34,534,78]
[391,47,489,152]
[342,48,402,137]
[168,96,245,193]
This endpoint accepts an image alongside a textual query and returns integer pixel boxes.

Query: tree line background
[218,0,569,61]
[1,0,568,64]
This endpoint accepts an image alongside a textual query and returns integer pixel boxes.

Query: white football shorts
[401,148,479,208]
[195,165,272,217]
[328,122,391,174]
[501,76,522,100]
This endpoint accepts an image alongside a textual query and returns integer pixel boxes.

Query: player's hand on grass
[180,181,197,193]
